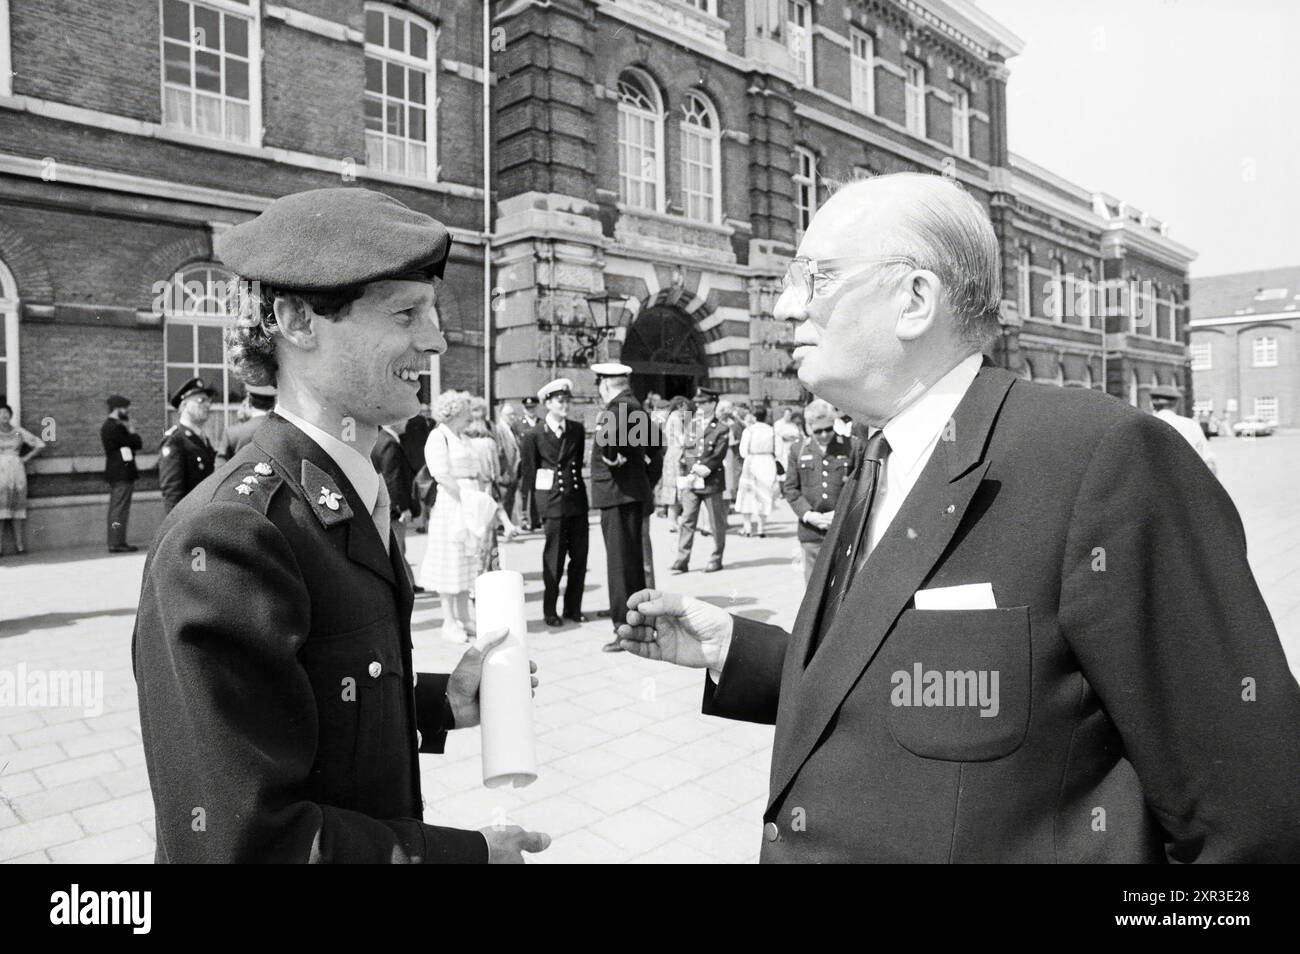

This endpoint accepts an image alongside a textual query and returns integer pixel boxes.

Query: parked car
[1232,417,1277,437]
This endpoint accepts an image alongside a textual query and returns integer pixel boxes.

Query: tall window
[850,29,875,113]
[793,147,818,241]
[1190,341,1212,370]
[364,4,436,179]
[1017,249,1031,318]
[680,93,721,224]
[162,263,242,442]
[951,85,970,157]
[1078,265,1095,328]
[0,258,18,421]
[1252,335,1278,367]
[161,0,258,144]
[1254,396,1278,422]
[1049,259,1065,323]
[617,71,665,212]
[787,0,813,86]
[904,59,926,137]
[1128,278,1141,334]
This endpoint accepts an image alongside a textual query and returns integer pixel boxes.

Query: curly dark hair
[224,282,366,387]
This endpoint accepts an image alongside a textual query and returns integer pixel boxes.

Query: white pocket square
[913,582,997,610]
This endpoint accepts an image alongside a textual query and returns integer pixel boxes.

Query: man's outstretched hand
[616,589,733,670]
[480,825,551,864]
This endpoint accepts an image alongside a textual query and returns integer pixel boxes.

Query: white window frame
[680,92,722,225]
[850,28,875,114]
[1254,396,1278,422]
[162,263,243,443]
[364,2,438,180]
[0,0,12,99]
[951,85,970,157]
[681,0,716,11]
[787,0,814,86]
[0,258,18,422]
[1049,259,1065,323]
[793,146,818,241]
[1252,335,1278,367]
[1192,398,1213,417]
[1017,249,1031,318]
[1190,341,1212,371]
[617,70,665,213]
[904,58,926,138]
[159,0,262,147]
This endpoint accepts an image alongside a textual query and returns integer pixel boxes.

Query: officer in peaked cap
[782,399,861,583]
[672,385,730,573]
[134,187,548,864]
[589,363,661,651]
[158,376,217,514]
[515,396,542,530]
[519,377,589,627]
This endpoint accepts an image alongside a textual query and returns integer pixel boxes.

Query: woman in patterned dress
[736,404,777,537]
[416,391,482,642]
[0,402,46,556]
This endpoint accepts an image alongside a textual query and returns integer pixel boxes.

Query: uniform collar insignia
[301,459,353,527]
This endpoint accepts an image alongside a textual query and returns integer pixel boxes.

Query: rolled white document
[474,570,538,789]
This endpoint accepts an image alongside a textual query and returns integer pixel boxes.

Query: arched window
[793,146,818,241]
[617,70,665,212]
[1049,259,1065,323]
[1084,361,1095,390]
[1078,265,1094,328]
[162,262,243,441]
[364,3,437,179]
[0,258,19,421]
[680,92,722,224]
[1017,248,1032,318]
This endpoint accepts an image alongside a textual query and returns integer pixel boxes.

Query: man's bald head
[804,173,1002,347]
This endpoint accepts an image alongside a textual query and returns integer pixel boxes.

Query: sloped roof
[1191,265,1300,320]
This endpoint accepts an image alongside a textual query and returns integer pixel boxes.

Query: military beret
[215,188,452,290]
[538,378,573,402]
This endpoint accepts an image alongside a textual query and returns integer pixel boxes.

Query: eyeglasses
[781,256,916,308]
[811,426,835,435]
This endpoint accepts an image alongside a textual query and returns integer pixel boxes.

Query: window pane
[410,24,427,59]
[408,142,427,177]
[226,101,249,141]
[166,324,193,362]
[386,62,404,100]
[409,106,425,141]
[195,92,223,137]
[408,69,425,104]
[163,86,191,128]
[195,50,221,92]
[226,58,248,100]
[365,131,384,168]
[385,100,403,136]
[388,14,403,51]
[364,95,383,130]
[163,0,189,41]
[366,9,384,45]
[167,367,193,399]
[385,137,403,174]
[225,14,248,57]
[365,56,382,93]
[193,5,219,49]
[197,325,224,364]
[164,41,190,85]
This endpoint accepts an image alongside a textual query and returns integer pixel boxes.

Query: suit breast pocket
[884,606,1031,762]
[299,622,405,799]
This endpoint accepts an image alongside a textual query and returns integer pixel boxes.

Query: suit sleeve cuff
[415,672,453,754]
[420,824,490,863]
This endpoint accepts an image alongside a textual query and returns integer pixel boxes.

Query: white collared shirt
[546,414,566,440]
[865,353,983,556]
[275,405,381,514]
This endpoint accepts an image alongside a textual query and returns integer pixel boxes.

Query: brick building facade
[0,0,1196,549]
[1189,266,1300,429]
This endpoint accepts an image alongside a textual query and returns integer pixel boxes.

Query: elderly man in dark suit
[619,172,1300,862]
[370,420,421,588]
[133,188,548,864]
[519,378,589,627]
[589,362,659,652]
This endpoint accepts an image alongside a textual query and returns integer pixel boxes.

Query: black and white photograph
[0,0,1298,901]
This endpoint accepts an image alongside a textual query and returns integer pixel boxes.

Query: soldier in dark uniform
[519,378,588,627]
[216,383,276,463]
[782,399,861,583]
[133,187,547,864]
[514,396,541,531]
[671,386,730,573]
[589,362,660,652]
[101,394,143,553]
[158,377,217,514]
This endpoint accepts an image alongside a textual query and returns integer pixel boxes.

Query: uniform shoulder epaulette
[162,425,177,437]
[215,459,284,513]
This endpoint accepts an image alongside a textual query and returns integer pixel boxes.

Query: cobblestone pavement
[1,429,1297,863]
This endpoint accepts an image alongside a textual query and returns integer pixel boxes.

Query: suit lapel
[765,363,1016,811]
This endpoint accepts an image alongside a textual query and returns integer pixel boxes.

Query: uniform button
[368,661,382,678]
[822,482,828,487]
[763,822,780,843]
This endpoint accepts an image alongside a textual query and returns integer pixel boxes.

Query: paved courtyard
[2,429,1298,864]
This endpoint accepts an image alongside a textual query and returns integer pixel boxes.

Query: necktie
[371,478,391,555]
[810,431,891,655]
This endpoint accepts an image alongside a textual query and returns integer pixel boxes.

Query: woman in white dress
[736,405,777,537]
[417,391,483,642]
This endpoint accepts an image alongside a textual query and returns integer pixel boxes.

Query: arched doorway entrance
[620,304,707,401]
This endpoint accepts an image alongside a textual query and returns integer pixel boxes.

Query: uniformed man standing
[158,377,217,514]
[101,395,142,553]
[671,386,730,573]
[519,379,589,626]
[217,383,276,463]
[782,398,860,583]
[589,363,658,652]
[514,396,541,531]
[133,187,548,863]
